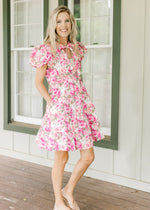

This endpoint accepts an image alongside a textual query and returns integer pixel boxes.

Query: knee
[81,153,95,165]
[54,151,69,165]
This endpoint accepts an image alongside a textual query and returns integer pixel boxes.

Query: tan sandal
[61,189,80,210]
[53,205,72,210]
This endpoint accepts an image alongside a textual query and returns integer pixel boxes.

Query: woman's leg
[62,147,95,203]
[51,150,71,209]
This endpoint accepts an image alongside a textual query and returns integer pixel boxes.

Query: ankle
[55,196,64,205]
[62,186,73,196]
[55,199,64,206]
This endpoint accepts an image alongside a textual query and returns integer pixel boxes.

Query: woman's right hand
[47,97,51,106]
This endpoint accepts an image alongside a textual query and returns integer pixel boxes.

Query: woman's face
[56,12,71,39]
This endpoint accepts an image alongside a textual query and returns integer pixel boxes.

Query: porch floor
[0,154,150,210]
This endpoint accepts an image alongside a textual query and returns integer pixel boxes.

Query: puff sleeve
[78,42,88,61]
[29,44,52,69]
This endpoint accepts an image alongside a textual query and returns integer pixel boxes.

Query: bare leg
[62,147,95,206]
[51,151,71,210]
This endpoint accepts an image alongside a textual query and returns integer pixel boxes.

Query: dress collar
[57,42,74,50]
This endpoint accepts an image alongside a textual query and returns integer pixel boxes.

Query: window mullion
[43,0,49,115]
[14,50,18,120]
[110,0,113,46]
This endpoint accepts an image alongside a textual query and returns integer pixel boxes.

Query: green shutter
[59,0,68,6]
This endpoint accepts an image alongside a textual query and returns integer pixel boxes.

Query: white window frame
[11,0,44,125]
[68,0,113,136]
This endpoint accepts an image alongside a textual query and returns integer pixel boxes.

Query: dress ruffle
[29,44,53,68]
[78,42,88,61]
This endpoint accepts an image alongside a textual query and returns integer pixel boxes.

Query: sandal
[61,189,80,210]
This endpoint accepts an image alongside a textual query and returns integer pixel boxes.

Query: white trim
[110,0,113,46]
[14,51,18,119]
[102,127,111,136]
[11,0,14,49]
[14,115,42,125]
[11,48,34,51]
[68,0,74,14]
[16,93,39,96]
[41,0,44,43]
[14,0,29,3]
[86,44,112,49]
[75,15,111,20]
[11,45,112,51]
[13,23,41,27]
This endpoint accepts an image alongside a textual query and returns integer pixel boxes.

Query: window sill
[4,121,39,135]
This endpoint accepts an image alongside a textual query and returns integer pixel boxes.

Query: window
[3,0,49,134]
[11,0,44,125]
[61,0,121,149]
[4,0,121,149]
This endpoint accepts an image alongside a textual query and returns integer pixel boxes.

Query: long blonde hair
[43,5,78,55]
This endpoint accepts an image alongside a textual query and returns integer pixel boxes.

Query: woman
[29,5,105,210]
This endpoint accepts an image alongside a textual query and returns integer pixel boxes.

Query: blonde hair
[43,5,79,55]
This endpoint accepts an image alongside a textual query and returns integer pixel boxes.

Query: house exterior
[1,0,150,194]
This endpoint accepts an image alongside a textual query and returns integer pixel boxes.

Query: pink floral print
[29,41,105,151]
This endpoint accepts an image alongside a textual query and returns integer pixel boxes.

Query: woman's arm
[35,64,51,106]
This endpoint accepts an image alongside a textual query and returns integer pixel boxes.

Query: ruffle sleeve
[78,42,88,61]
[29,44,52,68]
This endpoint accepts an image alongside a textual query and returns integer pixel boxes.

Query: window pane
[80,0,90,18]
[11,0,44,124]
[82,74,92,97]
[14,1,27,24]
[31,95,43,118]
[92,48,112,75]
[76,19,90,44]
[28,0,42,24]
[91,16,111,45]
[18,51,30,72]
[14,26,28,48]
[17,72,31,94]
[28,24,42,47]
[91,0,111,17]
[18,95,31,116]
[82,48,91,74]
[82,48,112,129]
[74,0,80,18]
[70,0,113,136]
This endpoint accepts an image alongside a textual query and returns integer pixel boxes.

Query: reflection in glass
[91,0,111,17]
[28,24,42,47]
[18,51,31,71]
[91,16,110,45]
[14,1,27,25]
[18,95,31,116]
[31,96,43,118]
[17,72,31,94]
[93,48,112,75]
[28,0,42,24]
[76,19,90,44]
[14,26,28,48]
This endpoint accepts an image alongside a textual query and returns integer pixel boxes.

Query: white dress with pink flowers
[29,42,105,151]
